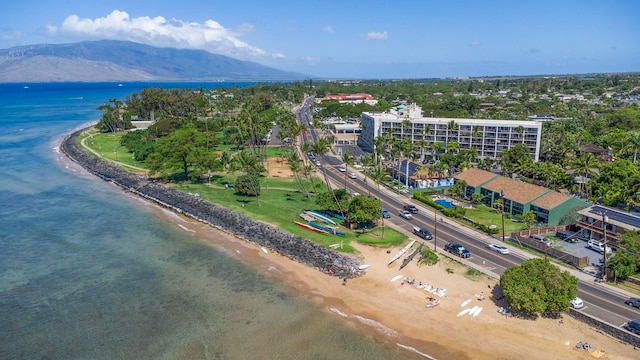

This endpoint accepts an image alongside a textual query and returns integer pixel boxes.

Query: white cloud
[272,53,285,59]
[323,26,334,34]
[47,10,268,60]
[236,23,255,34]
[363,31,387,40]
[470,41,481,46]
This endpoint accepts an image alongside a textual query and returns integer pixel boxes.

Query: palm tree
[472,125,483,145]
[400,138,413,190]
[360,153,375,196]
[465,147,478,164]
[400,119,412,141]
[285,150,312,201]
[234,149,263,206]
[370,164,391,238]
[567,152,600,195]
[432,142,445,161]
[515,125,525,144]
[446,120,459,144]
[417,139,428,162]
[446,141,460,154]
[625,132,640,163]
[218,150,233,185]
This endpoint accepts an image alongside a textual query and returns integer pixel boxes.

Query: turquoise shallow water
[0,83,416,359]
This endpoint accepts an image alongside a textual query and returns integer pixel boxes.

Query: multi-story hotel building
[358,104,543,161]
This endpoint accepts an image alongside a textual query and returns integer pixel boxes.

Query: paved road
[293,95,640,336]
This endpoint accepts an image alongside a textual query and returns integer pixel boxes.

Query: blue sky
[1,0,638,79]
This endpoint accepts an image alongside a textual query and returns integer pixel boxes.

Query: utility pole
[500,190,506,242]
[601,211,608,282]
[433,210,438,251]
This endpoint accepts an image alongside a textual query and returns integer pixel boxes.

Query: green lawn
[464,204,526,233]
[173,181,407,253]
[82,131,147,169]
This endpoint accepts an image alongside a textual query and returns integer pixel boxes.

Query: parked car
[487,243,510,255]
[625,298,640,309]
[624,319,640,335]
[348,172,357,179]
[413,226,433,240]
[403,204,419,213]
[381,208,391,219]
[399,210,413,220]
[556,230,578,243]
[444,243,470,258]
[570,297,584,309]
[587,239,612,254]
[530,234,551,246]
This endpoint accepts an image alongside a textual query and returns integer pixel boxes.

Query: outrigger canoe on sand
[388,240,416,265]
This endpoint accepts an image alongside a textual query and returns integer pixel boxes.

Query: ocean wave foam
[329,308,348,318]
[396,343,437,359]
[351,314,398,337]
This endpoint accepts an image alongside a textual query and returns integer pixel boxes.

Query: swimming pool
[435,199,455,209]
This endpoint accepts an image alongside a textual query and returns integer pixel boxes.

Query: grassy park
[82,130,408,253]
[174,179,407,254]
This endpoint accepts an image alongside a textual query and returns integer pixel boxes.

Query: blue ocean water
[0,82,415,359]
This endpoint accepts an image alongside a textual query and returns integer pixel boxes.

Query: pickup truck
[413,226,433,240]
[444,243,471,258]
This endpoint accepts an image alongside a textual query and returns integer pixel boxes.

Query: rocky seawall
[61,128,361,279]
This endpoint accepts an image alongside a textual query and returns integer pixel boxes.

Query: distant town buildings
[315,93,378,105]
[358,104,543,161]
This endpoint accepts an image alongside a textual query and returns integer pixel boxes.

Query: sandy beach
[140,198,638,360]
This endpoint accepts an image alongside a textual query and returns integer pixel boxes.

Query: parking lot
[550,236,608,273]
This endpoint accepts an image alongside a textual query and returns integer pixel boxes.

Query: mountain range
[0,40,309,82]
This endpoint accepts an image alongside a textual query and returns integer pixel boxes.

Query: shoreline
[58,128,638,360]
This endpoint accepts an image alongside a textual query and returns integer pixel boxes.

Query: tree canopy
[346,195,381,231]
[500,258,578,315]
[146,127,208,179]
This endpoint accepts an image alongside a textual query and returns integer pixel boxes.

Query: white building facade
[358,104,543,161]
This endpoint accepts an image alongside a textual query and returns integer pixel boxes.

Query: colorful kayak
[306,211,338,225]
[307,221,345,236]
[294,221,329,234]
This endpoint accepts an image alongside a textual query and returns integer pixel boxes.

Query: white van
[587,239,612,254]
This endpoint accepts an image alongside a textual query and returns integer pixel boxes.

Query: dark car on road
[381,208,391,219]
[625,298,640,309]
[444,243,470,258]
[625,319,640,335]
[413,226,433,240]
[403,204,419,213]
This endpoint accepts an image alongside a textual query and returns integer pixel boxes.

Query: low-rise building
[454,168,589,226]
[575,205,640,248]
